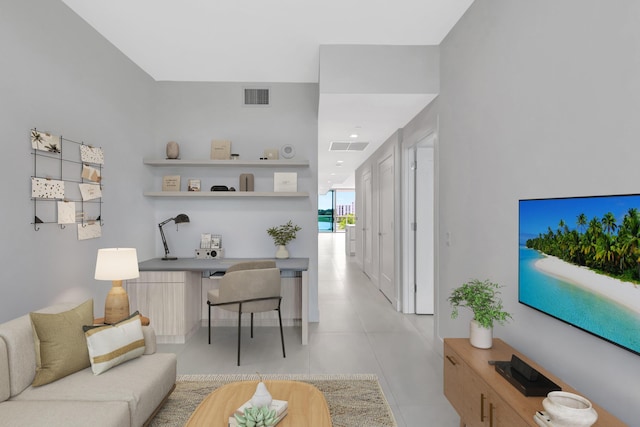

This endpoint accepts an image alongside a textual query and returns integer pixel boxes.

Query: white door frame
[361,169,374,280]
[401,132,437,314]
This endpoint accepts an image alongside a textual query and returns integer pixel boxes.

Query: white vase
[469,319,493,349]
[166,141,179,159]
[542,391,598,427]
[275,245,289,259]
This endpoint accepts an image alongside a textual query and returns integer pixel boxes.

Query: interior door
[378,154,395,304]
[415,144,434,314]
[362,170,373,278]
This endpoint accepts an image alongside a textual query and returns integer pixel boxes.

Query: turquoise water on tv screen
[519,246,640,355]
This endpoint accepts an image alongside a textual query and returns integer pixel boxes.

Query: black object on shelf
[494,355,562,396]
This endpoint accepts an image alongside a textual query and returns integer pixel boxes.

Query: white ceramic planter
[469,319,493,349]
[275,245,289,259]
[542,391,598,427]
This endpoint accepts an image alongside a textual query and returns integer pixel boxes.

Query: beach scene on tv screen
[519,194,640,355]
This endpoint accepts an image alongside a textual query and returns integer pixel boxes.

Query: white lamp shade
[95,248,140,281]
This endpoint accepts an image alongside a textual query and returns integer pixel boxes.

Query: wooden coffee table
[184,380,332,427]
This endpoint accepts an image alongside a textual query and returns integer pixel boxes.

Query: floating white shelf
[143,159,309,167]
[143,191,309,198]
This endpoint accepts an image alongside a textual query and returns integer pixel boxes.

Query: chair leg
[251,313,254,338]
[278,308,286,358]
[208,303,211,345]
[237,306,242,366]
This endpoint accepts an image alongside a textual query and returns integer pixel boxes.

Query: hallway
[157,233,458,426]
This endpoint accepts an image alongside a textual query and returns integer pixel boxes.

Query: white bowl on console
[542,391,598,427]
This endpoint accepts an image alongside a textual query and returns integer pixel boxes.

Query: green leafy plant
[234,405,278,427]
[338,213,356,230]
[267,220,301,246]
[448,279,512,329]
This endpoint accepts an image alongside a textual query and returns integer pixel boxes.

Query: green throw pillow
[29,299,94,386]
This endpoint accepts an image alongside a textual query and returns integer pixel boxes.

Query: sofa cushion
[0,302,80,397]
[0,338,10,402]
[141,325,157,355]
[0,400,131,427]
[29,299,93,386]
[84,312,145,375]
[13,352,177,427]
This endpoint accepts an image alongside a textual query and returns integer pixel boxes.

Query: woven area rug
[149,373,397,427]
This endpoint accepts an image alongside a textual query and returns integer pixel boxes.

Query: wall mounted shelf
[143,191,308,198]
[143,159,309,167]
[143,157,309,198]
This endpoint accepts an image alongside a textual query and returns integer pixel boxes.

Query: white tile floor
[157,233,460,426]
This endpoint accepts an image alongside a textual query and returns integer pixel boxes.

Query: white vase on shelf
[275,245,289,259]
[166,141,180,159]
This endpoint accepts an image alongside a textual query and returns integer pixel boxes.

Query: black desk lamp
[159,214,190,260]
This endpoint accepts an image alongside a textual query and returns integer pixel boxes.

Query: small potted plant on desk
[267,220,301,259]
[448,279,512,349]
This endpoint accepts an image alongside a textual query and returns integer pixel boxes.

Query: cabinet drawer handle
[489,402,494,427]
[445,355,457,366]
[480,393,486,422]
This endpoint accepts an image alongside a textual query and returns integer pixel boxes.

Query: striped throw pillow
[84,312,145,375]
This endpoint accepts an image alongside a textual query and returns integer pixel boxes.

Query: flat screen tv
[519,194,640,356]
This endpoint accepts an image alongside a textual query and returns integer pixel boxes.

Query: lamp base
[162,256,178,260]
[104,280,130,324]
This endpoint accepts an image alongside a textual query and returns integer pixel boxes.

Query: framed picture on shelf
[211,140,231,160]
[162,175,180,191]
[274,172,297,192]
[188,179,201,192]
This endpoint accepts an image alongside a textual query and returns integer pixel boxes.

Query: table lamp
[158,213,190,260]
[95,248,139,324]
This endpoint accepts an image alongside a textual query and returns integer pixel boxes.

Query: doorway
[403,133,436,314]
[318,189,355,233]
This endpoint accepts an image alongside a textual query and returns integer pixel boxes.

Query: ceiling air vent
[244,88,270,106]
[329,141,369,151]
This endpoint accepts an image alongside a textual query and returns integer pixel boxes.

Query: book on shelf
[228,399,288,427]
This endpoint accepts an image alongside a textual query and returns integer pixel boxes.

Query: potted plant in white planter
[267,220,301,259]
[448,279,512,349]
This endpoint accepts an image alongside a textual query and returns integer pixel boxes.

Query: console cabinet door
[465,365,528,427]
[465,370,489,427]
[443,343,466,422]
[486,389,528,427]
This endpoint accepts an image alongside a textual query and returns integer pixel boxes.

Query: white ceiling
[61,0,473,193]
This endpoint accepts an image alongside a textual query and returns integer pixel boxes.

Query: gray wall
[150,82,320,321]
[436,1,640,423]
[319,45,439,94]
[0,0,155,321]
[0,2,320,323]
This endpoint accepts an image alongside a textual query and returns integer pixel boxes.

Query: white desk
[125,258,309,345]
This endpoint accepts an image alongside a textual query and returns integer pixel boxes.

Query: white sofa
[0,303,177,427]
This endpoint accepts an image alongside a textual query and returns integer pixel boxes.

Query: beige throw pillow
[29,299,93,386]
[84,311,145,375]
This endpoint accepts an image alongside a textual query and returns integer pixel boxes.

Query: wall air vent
[244,88,270,106]
[329,141,369,151]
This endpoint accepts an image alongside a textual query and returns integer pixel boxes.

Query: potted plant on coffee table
[448,279,512,349]
[267,220,301,259]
